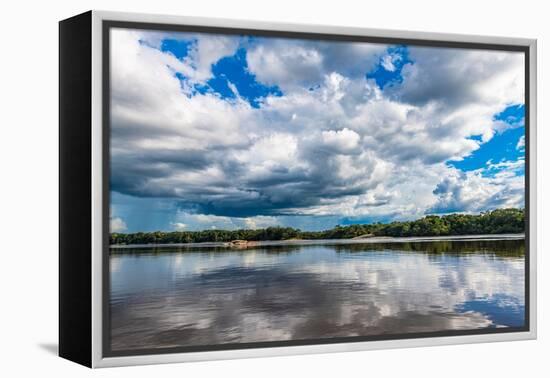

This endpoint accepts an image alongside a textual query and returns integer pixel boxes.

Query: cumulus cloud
[246,38,387,91]
[516,135,525,150]
[321,128,360,153]
[109,29,526,230]
[173,212,280,231]
[430,162,524,214]
[110,217,128,232]
[185,34,240,82]
[389,47,524,144]
[394,47,524,108]
[246,40,324,89]
[243,216,280,229]
[380,52,402,72]
[132,29,239,83]
[171,222,187,231]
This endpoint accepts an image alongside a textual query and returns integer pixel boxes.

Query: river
[109,237,525,352]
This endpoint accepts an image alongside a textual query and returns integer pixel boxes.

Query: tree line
[110,208,525,245]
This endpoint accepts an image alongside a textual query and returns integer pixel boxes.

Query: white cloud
[238,133,298,166]
[246,38,386,91]
[110,217,127,232]
[516,135,525,150]
[185,35,240,82]
[246,41,323,89]
[321,128,360,153]
[380,53,401,72]
[186,213,237,229]
[430,162,524,214]
[243,216,280,229]
[173,212,281,231]
[487,158,525,173]
[171,222,187,231]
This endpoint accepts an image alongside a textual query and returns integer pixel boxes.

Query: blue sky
[450,105,525,174]
[109,29,525,233]
[366,45,411,88]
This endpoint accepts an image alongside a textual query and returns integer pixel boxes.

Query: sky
[109,28,526,233]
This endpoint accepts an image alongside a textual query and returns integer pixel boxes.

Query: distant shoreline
[110,208,525,248]
[110,233,525,249]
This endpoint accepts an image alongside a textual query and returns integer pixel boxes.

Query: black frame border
[101,19,531,358]
[59,11,93,367]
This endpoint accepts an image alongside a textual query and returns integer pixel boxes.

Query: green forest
[110,208,525,245]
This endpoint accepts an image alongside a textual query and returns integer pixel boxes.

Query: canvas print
[107,26,526,354]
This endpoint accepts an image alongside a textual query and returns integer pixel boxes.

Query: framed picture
[59,10,537,368]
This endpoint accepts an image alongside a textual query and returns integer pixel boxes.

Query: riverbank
[110,233,525,249]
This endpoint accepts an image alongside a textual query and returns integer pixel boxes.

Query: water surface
[109,239,525,351]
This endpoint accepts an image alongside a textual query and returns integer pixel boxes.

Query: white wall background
[0,0,546,376]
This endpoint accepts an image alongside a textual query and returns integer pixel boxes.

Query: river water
[109,238,525,352]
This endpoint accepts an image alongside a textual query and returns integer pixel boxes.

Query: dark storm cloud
[389,47,524,108]
[110,149,213,195]
[110,120,383,217]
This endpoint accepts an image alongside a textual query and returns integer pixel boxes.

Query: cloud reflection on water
[110,240,524,351]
